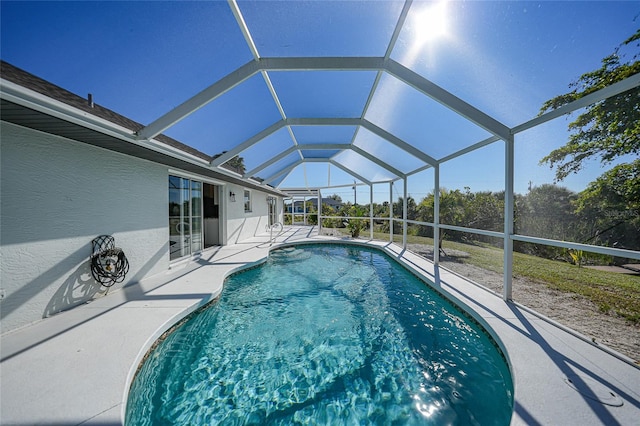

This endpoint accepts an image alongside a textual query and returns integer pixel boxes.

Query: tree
[539,30,639,252]
[574,159,640,250]
[320,203,342,228]
[465,190,504,233]
[345,205,368,238]
[392,196,418,220]
[416,194,435,237]
[516,184,578,240]
[438,189,467,229]
[373,202,388,218]
[539,29,640,180]
[211,152,246,175]
[225,155,246,175]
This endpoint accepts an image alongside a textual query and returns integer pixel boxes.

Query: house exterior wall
[0,122,169,333]
[225,183,273,244]
[0,121,284,334]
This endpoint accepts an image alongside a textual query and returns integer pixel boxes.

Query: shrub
[345,205,368,238]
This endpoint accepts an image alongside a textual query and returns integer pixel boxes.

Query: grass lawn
[366,231,640,324]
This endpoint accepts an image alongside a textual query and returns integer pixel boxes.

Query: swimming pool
[126,244,513,425]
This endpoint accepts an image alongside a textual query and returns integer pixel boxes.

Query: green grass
[367,231,640,324]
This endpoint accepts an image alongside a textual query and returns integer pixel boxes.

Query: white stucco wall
[0,122,169,333]
[225,183,277,244]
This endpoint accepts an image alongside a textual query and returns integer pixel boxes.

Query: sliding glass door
[169,176,203,260]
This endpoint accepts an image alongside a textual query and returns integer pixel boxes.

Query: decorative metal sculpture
[90,235,129,287]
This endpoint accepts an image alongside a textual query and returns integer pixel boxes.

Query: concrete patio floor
[1,226,639,425]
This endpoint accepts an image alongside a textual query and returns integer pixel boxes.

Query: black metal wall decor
[90,235,129,287]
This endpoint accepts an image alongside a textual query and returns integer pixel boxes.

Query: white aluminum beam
[438,135,501,164]
[243,144,349,178]
[262,159,303,185]
[358,0,412,135]
[329,160,372,185]
[350,145,405,178]
[385,0,413,59]
[406,164,434,177]
[301,158,328,163]
[230,0,303,168]
[439,223,504,239]
[281,181,368,192]
[511,235,640,261]
[269,157,328,187]
[297,143,352,150]
[138,60,261,141]
[244,146,298,178]
[220,117,429,175]
[353,0,413,171]
[210,120,286,166]
[140,56,385,143]
[512,72,640,135]
[243,143,350,178]
[214,118,358,167]
[361,120,437,166]
[138,54,518,152]
[286,117,362,126]
[228,0,260,60]
[259,56,386,71]
[385,60,511,141]
[264,71,289,124]
[272,168,296,189]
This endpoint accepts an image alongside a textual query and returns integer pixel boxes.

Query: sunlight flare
[413,1,449,44]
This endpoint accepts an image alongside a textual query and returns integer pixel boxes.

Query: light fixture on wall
[229,191,236,202]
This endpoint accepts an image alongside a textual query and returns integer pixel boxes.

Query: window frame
[244,189,252,213]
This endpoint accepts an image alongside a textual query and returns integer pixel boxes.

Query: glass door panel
[191,181,203,253]
[169,176,204,261]
[170,176,189,260]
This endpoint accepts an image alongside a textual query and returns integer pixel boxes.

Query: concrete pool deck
[1,226,639,425]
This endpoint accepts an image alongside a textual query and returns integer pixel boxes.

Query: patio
[1,226,639,425]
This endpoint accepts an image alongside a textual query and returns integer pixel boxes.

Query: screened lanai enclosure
[3,1,638,334]
[112,0,640,299]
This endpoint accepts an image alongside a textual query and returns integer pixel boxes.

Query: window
[169,175,202,260]
[244,190,252,212]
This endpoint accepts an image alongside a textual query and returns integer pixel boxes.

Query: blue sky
[2,1,638,203]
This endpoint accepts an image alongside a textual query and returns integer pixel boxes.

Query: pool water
[126,244,513,425]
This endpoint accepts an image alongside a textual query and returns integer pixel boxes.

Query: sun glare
[413,1,449,44]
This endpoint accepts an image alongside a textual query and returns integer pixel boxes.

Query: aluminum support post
[303,196,307,225]
[389,182,394,243]
[370,184,374,240]
[318,189,322,232]
[503,136,514,301]
[434,164,440,265]
[403,177,408,250]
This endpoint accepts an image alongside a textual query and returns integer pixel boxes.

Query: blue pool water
[126,244,513,425]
